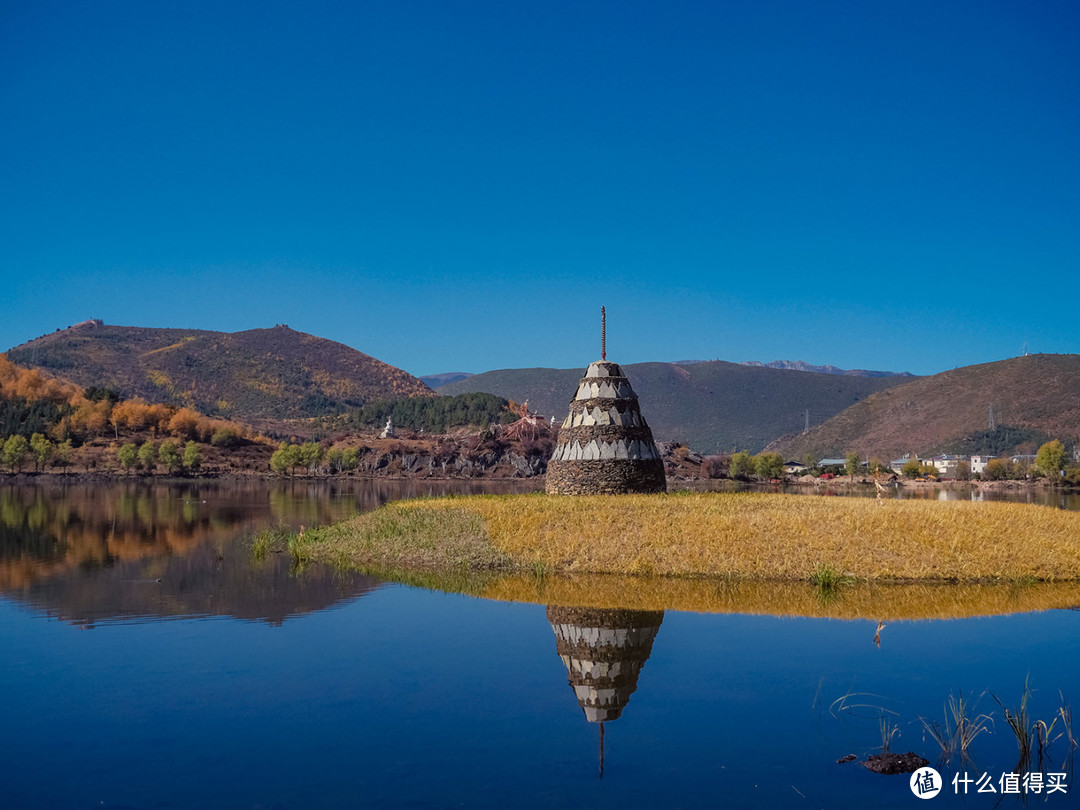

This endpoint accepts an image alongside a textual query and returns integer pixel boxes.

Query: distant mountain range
[440,361,908,453]
[7,322,1075,458]
[6,322,434,420]
[425,361,911,386]
[421,372,475,388]
[739,360,914,378]
[766,353,1080,460]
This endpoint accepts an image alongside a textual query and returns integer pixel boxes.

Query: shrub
[210,427,242,448]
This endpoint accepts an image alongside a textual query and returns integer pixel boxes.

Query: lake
[1,480,1077,809]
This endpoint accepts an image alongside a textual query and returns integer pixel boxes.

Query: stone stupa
[545,308,667,495]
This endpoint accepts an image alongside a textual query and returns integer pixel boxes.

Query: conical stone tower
[546,312,666,494]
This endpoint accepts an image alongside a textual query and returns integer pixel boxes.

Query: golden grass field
[293,492,1080,618]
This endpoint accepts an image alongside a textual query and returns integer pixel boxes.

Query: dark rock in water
[836,754,857,764]
[863,752,930,774]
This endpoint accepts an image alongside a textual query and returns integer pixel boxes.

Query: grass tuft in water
[919,690,993,763]
[879,714,901,753]
[251,525,294,562]
[994,676,1034,773]
[810,563,856,589]
[1059,692,1078,750]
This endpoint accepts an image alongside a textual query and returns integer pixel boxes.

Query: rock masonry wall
[546,360,667,494]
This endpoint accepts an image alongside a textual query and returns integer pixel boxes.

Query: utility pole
[803,409,810,434]
[988,403,995,431]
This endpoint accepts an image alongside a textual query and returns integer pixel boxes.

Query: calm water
[1,480,1077,809]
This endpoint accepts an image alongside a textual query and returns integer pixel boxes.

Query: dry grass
[393,492,1080,581]
[297,503,513,572]
[288,492,1080,618]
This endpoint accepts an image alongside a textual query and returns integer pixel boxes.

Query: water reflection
[4,480,1079,627]
[0,479,538,588]
[548,606,664,777]
[688,479,1080,510]
[0,479,538,626]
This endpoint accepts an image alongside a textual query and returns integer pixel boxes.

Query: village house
[924,455,964,478]
[889,456,914,475]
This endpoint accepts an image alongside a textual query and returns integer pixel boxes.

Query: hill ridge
[6,322,433,420]
[440,359,909,452]
[767,353,1080,459]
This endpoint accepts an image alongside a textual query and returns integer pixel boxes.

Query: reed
[994,677,1034,773]
[879,715,901,753]
[1059,692,1078,750]
[919,690,993,763]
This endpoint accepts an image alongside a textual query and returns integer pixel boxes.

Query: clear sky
[2,1,1077,378]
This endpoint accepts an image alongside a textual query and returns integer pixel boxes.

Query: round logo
[910,767,942,799]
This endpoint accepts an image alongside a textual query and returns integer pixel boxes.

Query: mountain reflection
[0,481,394,625]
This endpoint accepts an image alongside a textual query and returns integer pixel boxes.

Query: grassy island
[294,492,1080,582]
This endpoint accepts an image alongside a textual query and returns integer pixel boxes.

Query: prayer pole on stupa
[545,308,667,494]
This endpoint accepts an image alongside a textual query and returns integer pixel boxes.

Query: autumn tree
[54,439,72,471]
[138,441,157,473]
[158,440,182,474]
[270,442,302,476]
[117,443,139,473]
[183,441,201,473]
[754,452,785,480]
[729,451,755,480]
[68,397,112,438]
[29,433,53,472]
[327,446,359,473]
[168,408,200,440]
[1034,440,1067,479]
[845,452,861,480]
[111,397,155,434]
[3,435,30,472]
[146,403,171,436]
[298,441,323,473]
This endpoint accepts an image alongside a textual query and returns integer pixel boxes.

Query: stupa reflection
[547,606,664,776]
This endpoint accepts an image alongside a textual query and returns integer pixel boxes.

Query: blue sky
[2,0,1077,377]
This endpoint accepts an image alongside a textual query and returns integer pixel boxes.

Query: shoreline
[2,469,1075,492]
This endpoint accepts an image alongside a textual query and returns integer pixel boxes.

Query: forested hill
[6,323,434,420]
[766,354,1080,460]
[439,360,909,453]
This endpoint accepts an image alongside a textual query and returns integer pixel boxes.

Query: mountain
[739,360,914,378]
[439,360,909,453]
[6,322,434,420]
[421,372,475,388]
[766,354,1080,460]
